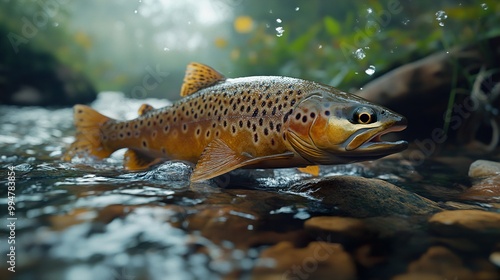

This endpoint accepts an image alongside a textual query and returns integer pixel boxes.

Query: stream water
[1,92,499,280]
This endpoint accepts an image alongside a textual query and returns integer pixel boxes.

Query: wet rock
[462,160,500,201]
[393,246,474,280]
[395,246,500,280]
[253,241,356,280]
[429,210,500,237]
[289,176,441,217]
[186,206,260,248]
[468,160,500,178]
[304,216,371,246]
[491,251,500,268]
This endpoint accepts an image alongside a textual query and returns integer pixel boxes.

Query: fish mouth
[343,118,408,157]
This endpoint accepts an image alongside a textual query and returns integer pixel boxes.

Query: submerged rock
[462,160,500,201]
[288,176,441,217]
[428,210,500,237]
[253,241,356,280]
[394,246,475,280]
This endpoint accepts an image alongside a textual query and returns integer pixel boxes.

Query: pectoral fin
[191,139,294,182]
[124,149,163,171]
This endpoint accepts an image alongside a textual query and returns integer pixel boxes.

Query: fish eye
[353,107,376,124]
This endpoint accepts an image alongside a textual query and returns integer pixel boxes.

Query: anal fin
[298,165,320,176]
[191,139,294,182]
[124,149,163,171]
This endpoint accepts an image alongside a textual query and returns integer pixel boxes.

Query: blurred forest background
[0,0,499,104]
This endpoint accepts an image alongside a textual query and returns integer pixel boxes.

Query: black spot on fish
[212,123,216,128]
[310,112,316,118]
[127,132,131,137]
[206,130,210,138]
[183,124,187,131]
[194,113,198,119]
[119,133,124,138]
[239,120,243,128]
[254,133,258,143]
[247,120,251,128]
[215,130,220,137]
[162,147,166,154]
[267,101,273,108]
[164,125,169,132]
[142,140,147,148]
[264,128,269,136]
[269,121,274,130]
[252,109,258,117]
[240,105,245,112]
[159,119,163,124]
[232,125,236,134]
[252,123,257,132]
[259,118,263,126]
[291,99,296,106]
[302,116,308,123]
[325,110,331,116]
[262,110,267,116]
[295,113,301,120]
[196,128,201,136]
[246,106,251,113]
[224,108,229,115]
[139,120,144,125]
[278,104,282,110]
[232,104,237,111]
[271,138,275,146]
[173,117,177,122]
[223,120,227,127]
[251,99,256,106]
[272,107,277,115]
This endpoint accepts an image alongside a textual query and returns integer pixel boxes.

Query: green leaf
[324,16,341,36]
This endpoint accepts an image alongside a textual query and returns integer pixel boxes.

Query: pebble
[394,246,474,280]
[428,210,500,236]
[304,216,370,244]
[468,160,500,178]
[253,241,356,280]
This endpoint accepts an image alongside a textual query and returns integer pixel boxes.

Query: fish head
[284,89,408,164]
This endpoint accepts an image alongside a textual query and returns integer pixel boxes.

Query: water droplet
[365,65,376,76]
[163,47,170,51]
[269,9,273,14]
[435,10,448,27]
[353,48,366,60]
[276,18,282,23]
[295,7,300,11]
[134,10,138,14]
[402,18,410,25]
[367,8,373,14]
[275,26,285,37]
[53,22,59,27]
[318,45,323,49]
[481,3,488,10]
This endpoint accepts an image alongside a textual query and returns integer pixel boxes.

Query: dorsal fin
[138,104,154,116]
[180,62,226,97]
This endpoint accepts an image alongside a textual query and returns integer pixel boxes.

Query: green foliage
[227,0,500,90]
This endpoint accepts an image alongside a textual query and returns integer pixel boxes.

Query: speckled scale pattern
[100,76,309,164]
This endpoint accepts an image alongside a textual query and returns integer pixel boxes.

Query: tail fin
[63,105,115,161]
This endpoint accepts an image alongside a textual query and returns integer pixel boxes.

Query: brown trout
[64,63,408,182]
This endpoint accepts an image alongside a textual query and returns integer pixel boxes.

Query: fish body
[64,63,407,182]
